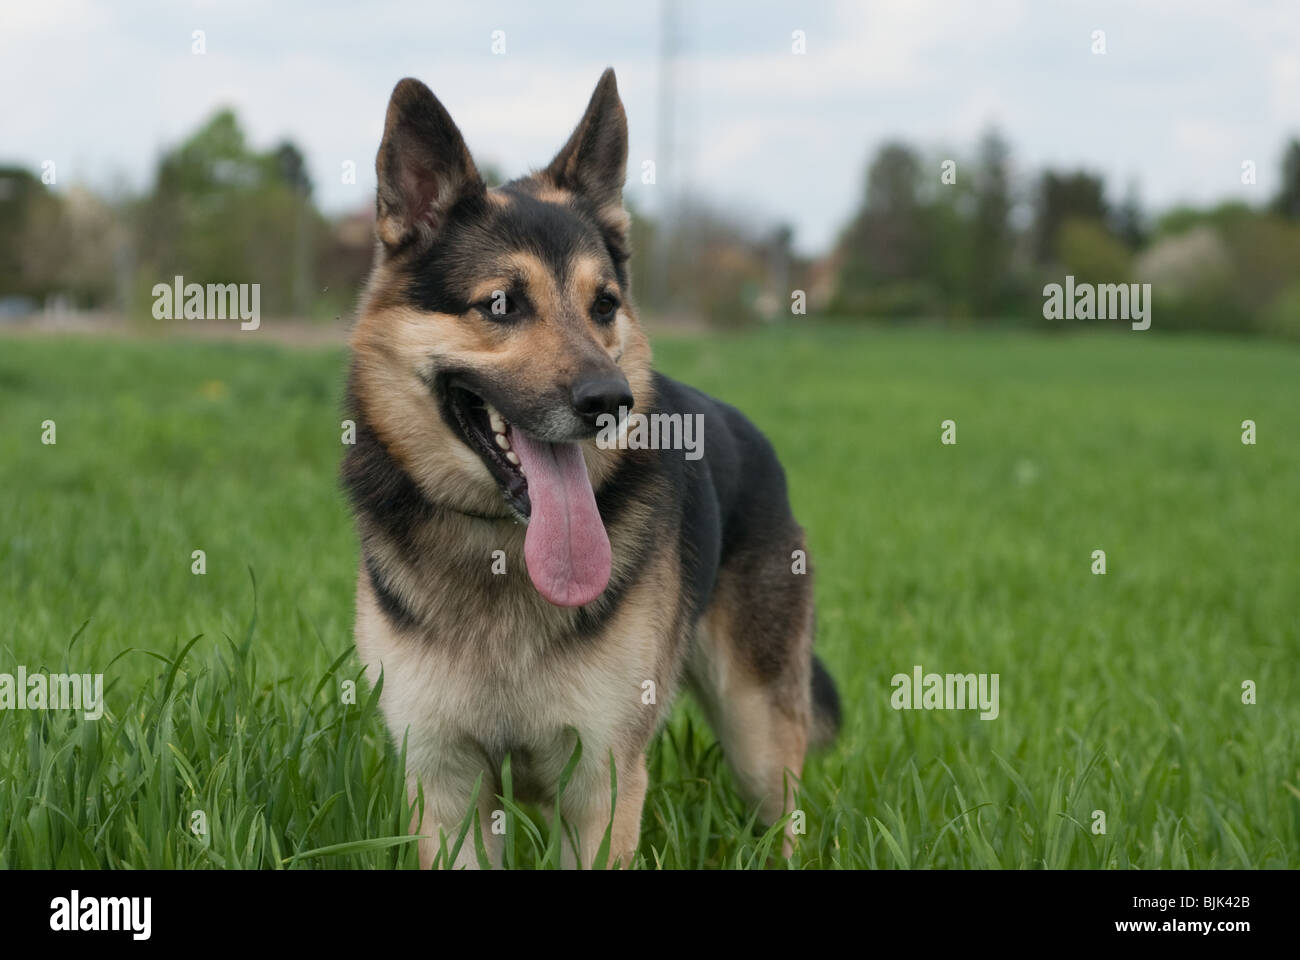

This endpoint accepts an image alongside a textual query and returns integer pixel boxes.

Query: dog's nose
[570,372,633,425]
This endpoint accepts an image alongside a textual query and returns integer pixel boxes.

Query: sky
[2,0,1298,256]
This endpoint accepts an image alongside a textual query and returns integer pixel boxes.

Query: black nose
[570,372,633,425]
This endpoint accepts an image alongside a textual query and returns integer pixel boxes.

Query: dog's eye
[593,294,619,324]
[477,293,519,321]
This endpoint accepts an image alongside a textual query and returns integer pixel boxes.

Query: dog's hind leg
[689,645,809,856]
[687,538,835,857]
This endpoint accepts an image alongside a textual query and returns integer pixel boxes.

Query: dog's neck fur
[341,376,666,667]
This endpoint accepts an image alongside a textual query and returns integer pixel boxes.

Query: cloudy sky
[3,0,1297,254]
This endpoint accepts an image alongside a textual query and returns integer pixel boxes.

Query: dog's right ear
[375,78,484,252]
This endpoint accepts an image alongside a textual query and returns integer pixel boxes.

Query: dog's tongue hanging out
[508,431,611,607]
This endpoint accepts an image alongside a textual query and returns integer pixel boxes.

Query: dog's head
[350,68,652,608]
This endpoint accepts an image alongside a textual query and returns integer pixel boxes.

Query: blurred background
[3,0,1299,337]
[3,2,1299,871]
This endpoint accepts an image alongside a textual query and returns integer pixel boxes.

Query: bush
[1057,217,1132,286]
[1261,282,1300,339]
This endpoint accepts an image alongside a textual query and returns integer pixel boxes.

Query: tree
[134,109,328,319]
[0,167,56,300]
[1058,218,1131,287]
[1033,170,1108,263]
[273,141,314,316]
[1112,179,1146,249]
[834,142,930,313]
[1273,139,1300,220]
[834,140,988,317]
[857,142,927,281]
[970,127,1013,315]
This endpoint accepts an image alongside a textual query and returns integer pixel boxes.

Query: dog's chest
[353,578,654,783]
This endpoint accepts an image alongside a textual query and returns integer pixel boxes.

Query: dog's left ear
[544,68,628,216]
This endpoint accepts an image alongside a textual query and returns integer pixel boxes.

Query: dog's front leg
[409,773,501,870]
[559,750,648,869]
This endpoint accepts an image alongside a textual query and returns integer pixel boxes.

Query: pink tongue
[508,431,611,607]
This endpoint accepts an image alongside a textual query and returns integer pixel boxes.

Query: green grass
[1,326,1297,868]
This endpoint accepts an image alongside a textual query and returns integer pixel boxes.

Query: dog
[342,68,840,868]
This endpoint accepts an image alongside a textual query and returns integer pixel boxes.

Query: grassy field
[1,326,1297,868]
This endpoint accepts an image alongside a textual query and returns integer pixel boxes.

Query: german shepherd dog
[343,68,840,868]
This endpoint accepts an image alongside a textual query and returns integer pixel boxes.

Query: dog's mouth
[442,381,612,608]
[445,383,531,517]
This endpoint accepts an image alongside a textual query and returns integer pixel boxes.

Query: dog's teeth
[495,432,510,450]
[505,451,520,465]
[487,405,506,435]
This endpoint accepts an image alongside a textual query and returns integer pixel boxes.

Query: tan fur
[528,183,574,205]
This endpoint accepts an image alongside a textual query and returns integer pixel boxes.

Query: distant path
[0,311,709,346]
[0,313,351,346]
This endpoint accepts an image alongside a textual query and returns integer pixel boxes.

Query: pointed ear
[374,78,484,251]
[543,68,628,211]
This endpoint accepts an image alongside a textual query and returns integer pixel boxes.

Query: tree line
[2,109,1298,337]
[829,130,1300,336]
